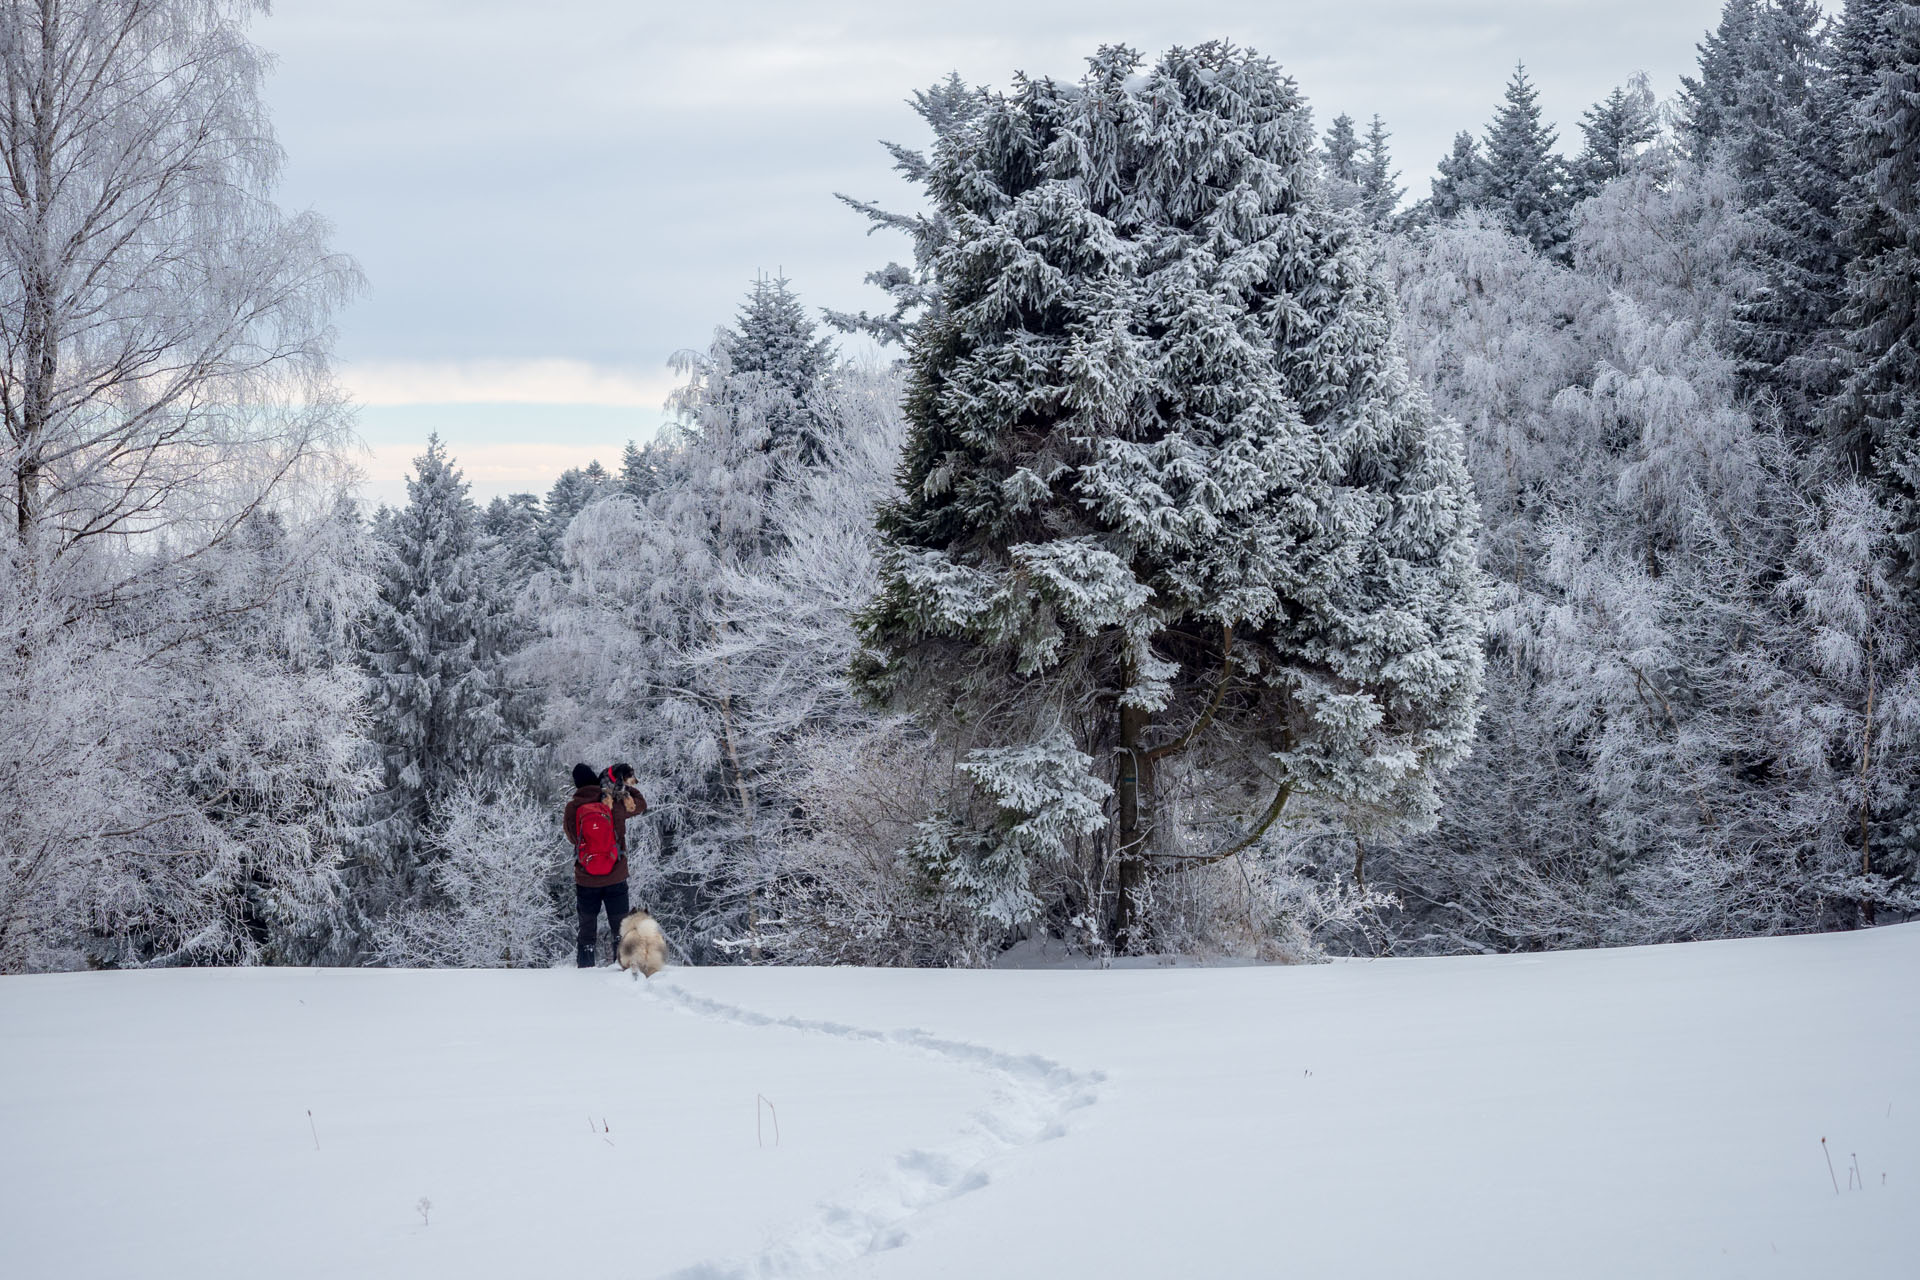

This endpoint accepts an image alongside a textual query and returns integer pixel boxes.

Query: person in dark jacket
[563,762,647,968]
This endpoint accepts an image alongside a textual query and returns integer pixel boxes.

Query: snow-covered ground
[3,925,1915,1279]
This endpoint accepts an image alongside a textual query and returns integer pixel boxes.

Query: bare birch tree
[0,0,356,556]
[0,0,368,971]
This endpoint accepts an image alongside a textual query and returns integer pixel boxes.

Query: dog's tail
[619,909,668,978]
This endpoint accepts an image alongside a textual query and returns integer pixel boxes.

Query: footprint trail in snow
[629,976,1105,1278]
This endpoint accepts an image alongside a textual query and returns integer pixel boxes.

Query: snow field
[0,968,1000,1278]
[646,981,1102,1277]
[2,923,1916,1279]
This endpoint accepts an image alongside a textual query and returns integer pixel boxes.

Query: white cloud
[341,359,680,408]
[270,1,1734,422]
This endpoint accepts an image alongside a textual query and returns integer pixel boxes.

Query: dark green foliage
[1323,112,1362,182]
[1479,64,1574,255]
[856,42,1484,941]
[1428,131,1484,220]
[361,437,535,905]
[1573,79,1660,195]
[1686,0,1851,428]
[721,275,837,465]
[1828,2,1920,567]
[1360,115,1403,226]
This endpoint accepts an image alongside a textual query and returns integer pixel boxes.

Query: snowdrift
[3,926,1915,1278]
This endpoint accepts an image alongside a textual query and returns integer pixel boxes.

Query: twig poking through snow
[757,1094,780,1148]
[307,1109,319,1151]
[416,1197,432,1226]
[1822,1138,1840,1194]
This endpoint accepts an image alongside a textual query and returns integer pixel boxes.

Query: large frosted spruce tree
[1683,0,1850,427]
[1829,1,1920,568]
[855,43,1485,949]
[1478,64,1574,255]
[361,438,530,916]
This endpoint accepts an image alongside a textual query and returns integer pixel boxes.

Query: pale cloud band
[342,361,682,506]
[358,437,632,509]
[342,358,682,409]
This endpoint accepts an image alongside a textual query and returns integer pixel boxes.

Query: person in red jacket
[563,762,647,968]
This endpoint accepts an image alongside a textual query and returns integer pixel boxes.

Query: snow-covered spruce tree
[1682,0,1851,430]
[542,460,614,563]
[1477,64,1575,256]
[482,492,550,585]
[618,436,675,504]
[1572,75,1661,198]
[1827,1,1920,568]
[0,0,370,970]
[1426,131,1485,222]
[359,438,534,921]
[1320,111,1364,211]
[1359,115,1403,228]
[728,275,838,465]
[826,73,984,346]
[854,43,1486,953]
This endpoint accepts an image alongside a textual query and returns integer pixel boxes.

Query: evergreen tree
[1359,114,1404,226]
[1320,111,1364,211]
[1828,1,1920,569]
[1573,75,1661,196]
[1479,64,1574,254]
[619,437,672,503]
[1428,131,1485,220]
[482,493,548,583]
[729,275,835,398]
[361,437,525,911]
[543,459,612,562]
[1833,0,1902,102]
[1680,0,1764,152]
[856,44,1485,950]
[721,275,837,464]
[547,461,610,527]
[1684,0,1851,429]
[1323,112,1362,182]
[827,73,985,345]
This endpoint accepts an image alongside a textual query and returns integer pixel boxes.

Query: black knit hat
[571,763,598,788]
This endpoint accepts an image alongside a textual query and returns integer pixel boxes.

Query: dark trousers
[575,882,630,968]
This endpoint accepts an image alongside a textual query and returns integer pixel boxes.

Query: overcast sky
[257,0,1739,504]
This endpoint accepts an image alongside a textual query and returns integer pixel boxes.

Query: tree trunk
[15,6,57,542]
[1113,699,1152,952]
[1859,636,1877,927]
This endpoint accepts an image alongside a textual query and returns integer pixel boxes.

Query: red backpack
[575,799,619,876]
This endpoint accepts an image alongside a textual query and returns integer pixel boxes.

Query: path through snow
[638,976,1105,1278]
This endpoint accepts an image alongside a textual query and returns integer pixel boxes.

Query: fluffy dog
[617,908,668,977]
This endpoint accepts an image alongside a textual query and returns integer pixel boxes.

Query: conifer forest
[4,0,1919,973]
